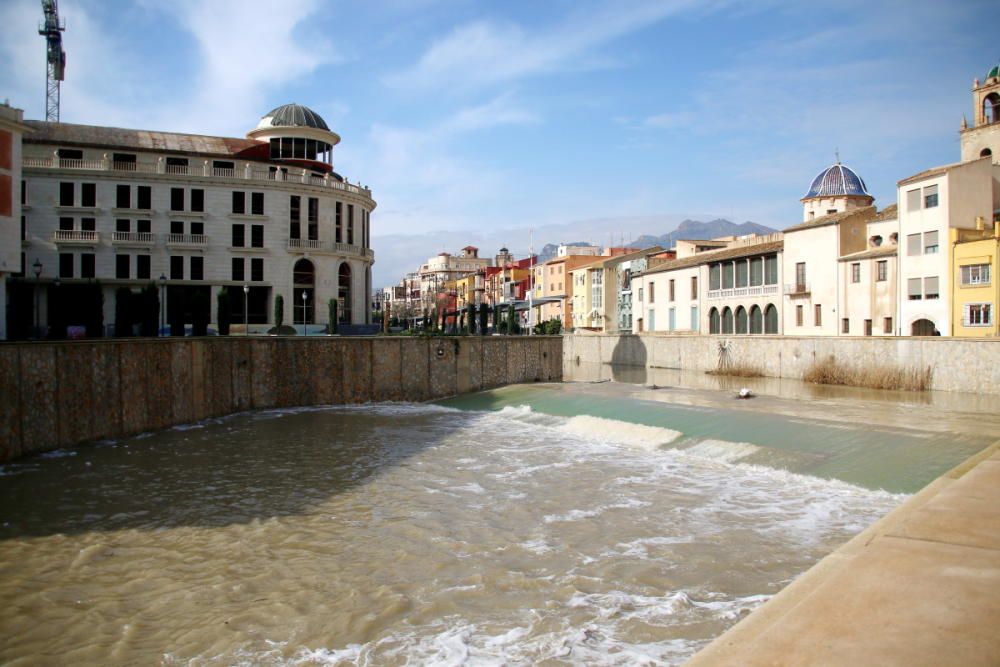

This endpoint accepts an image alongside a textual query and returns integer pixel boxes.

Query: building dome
[257,103,329,131]
[804,163,870,198]
[987,63,1000,81]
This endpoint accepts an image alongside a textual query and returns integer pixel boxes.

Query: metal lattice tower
[38,0,66,123]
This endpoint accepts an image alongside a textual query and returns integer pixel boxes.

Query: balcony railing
[53,230,99,243]
[783,283,811,296]
[166,233,208,247]
[112,231,156,245]
[706,284,779,300]
[23,154,374,200]
[287,238,324,250]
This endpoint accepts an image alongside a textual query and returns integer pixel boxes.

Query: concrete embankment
[0,335,562,462]
[687,439,1000,666]
[563,333,1000,395]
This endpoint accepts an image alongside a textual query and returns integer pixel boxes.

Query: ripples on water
[0,391,971,666]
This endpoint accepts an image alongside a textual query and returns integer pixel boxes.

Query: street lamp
[301,290,308,336]
[243,283,249,336]
[32,259,42,338]
[158,274,167,336]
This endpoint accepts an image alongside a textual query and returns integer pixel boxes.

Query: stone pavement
[687,441,1000,667]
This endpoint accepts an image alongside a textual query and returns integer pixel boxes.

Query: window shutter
[907,278,921,297]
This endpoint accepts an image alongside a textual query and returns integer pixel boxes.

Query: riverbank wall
[0,336,562,462]
[563,333,1000,395]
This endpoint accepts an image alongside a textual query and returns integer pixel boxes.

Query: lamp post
[243,283,249,336]
[301,290,308,336]
[158,274,167,336]
[32,259,42,338]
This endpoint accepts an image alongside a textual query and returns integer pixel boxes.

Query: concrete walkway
[687,441,1000,667]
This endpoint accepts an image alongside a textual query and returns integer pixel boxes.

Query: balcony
[53,230,99,245]
[287,238,323,251]
[706,284,780,300]
[166,233,208,248]
[112,231,156,247]
[783,283,811,297]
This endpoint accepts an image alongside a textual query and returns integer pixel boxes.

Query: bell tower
[960,63,1000,163]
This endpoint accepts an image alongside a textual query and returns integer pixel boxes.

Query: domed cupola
[246,103,340,172]
[800,160,874,222]
[986,62,1000,83]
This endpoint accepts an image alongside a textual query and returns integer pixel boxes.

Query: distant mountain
[630,219,777,250]
[536,241,596,263]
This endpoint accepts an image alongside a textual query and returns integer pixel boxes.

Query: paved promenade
[688,440,1000,667]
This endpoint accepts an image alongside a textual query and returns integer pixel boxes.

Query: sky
[2,0,997,287]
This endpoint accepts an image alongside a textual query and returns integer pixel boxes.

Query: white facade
[0,104,29,339]
[13,103,375,338]
[637,264,701,333]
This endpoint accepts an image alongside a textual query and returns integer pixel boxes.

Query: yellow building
[950,221,999,336]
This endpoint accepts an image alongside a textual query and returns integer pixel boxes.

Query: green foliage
[191,289,209,336]
[274,294,284,328]
[217,288,231,336]
[330,299,339,334]
[114,287,133,337]
[478,304,489,335]
[467,303,476,335]
[506,304,520,335]
[533,318,562,335]
[140,282,159,336]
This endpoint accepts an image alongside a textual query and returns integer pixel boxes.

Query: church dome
[987,63,1000,81]
[256,103,329,131]
[804,163,870,198]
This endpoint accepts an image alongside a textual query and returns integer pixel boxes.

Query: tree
[217,288,231,336]
[115,287,133,337]
[191,289,209,336]
[274,294,284,329]
[467,303,476,335]
[478,303,489,335]
[330,299,339,334]
[140,282,159,337]
[507,303,520,335]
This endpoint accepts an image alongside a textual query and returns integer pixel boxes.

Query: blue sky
[2,0,997,286]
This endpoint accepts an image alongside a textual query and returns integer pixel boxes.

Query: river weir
[1,375,996,665]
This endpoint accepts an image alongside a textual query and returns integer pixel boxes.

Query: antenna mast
[39,0,66,122]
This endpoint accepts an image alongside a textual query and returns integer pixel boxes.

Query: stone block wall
[0,335,562,462]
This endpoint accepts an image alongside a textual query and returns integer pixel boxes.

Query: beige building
[950,223,999,337]
[960,62,1000,163]
[417,246,491,312]
[0,103,31,339]
[532,252,600,329]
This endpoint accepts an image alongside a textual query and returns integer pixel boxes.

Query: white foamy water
[0,399,911,666]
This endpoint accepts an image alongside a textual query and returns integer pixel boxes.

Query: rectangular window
[908,277,922,300]
[20,215,25,240]
[924,276,939,299]
[137,255,150,280]
[923,184,939,209]
[308,197,318,241]
[709,264,721,290]
[81,254,95,279]
[81,183,96,207]
[877,260,887,282]
[289,195,301,239]
[749,257,763,286]
[884,317,892,334]
[735,260,748,288]
[190,256,204,281]
[691,305,698,329]
[906,233,921,256]
[764,255,778,285]
[116,219,130,233]
[112,152,136,166]
[691,276,697,299]
[638,287,643,302]
[170,188,184,211]
[906,189,921,212]
[59,253,73,278]
[137,186,151,210]
[190,222,204,236]
[231,257,245,282]
[851,263,861,283]
[796,304,803,326]
[191,189,204,213]
[251,225,264,248]
[166,157,188,170]
[647,281,654,302]
[842,318,850,334]
[232,191,246,214]
[116,184,130,209]
[251,192,264,215]
[57,148,82,160]
[923,230,938,254]
[251,257,263,282]
[116,254,130,279]
[722,262,734,289]
[170,220,184,235]
[795,262,806,291]
[864,319,873,336]
[347,204,355,245]
[335,202,343,243]
[170,255,183,280]
[59,216,73,231]
[965,303,992,326]
[960,263,991,285]
[213,160,234,172]
[232,224,245,247]
[21,180,26,205]
[137,219,151,234]
[669,279,675,301]
[59,182,74,206]
[815,304,822,326]
[80,217,96,232]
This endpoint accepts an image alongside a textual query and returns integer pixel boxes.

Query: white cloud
[643,111,696,129]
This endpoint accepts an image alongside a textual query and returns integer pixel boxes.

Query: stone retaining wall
[563,333,1000,395]
[0,336,562,462]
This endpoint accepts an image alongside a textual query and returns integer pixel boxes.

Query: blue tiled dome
[804,163,869,198]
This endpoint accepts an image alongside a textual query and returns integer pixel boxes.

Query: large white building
[0,103,31,340]
[12,103,375,338]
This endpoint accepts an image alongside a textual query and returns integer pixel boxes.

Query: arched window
[338,262,352,324]
[749,305,763,334]
[709,307,720,334]
[984,93,1000,124]
[735,306,748,334]
[721,307,734,334]
[764,304,778,334]
[911,318,937,336]
[292,259,315,324]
